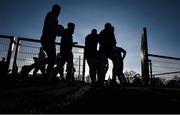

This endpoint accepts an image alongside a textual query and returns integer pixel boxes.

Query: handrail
[0,35,14,39]
[148,54,180,61]
[18,37,85,48]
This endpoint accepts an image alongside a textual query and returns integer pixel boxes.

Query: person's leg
[87,58,97,85]
[20,42,48,77]
[66,52,74,81]
[118,61,127,86]
[97,54,107,87]
[40,65,46,77]
[109,53,119,85]
[117,73,126,88]
[33,67,39,77]
[53,54,66,77]
[121,73,127,85]
[59,67,64,81]
[20,58,48,77]
[46,45,56,78]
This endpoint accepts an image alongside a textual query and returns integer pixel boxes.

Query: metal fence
[148,54,180,80]
[13,37,86,81]
[0,35,86,81]
[141,28,180,84]
[0,35,15,70]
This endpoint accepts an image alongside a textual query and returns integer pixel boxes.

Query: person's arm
[84,36,88,57]
[112,33,117,47]
[118,47,126,60]
[121,48,126,60]
[73,42,78,45]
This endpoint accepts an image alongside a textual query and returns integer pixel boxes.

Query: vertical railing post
[12,38,20,77]
[6,36,15,71]
[82,50,86,82]
[78,56,81,80]
[141,28,150,86]
[148,59,153,83]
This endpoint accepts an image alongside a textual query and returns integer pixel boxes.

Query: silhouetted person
[0,57,8,78]
[53,22,77,81]
[32,47,46,77]
[85,29,98,86]
[98,23,117,86]
[112,47,127,87]
[40,4,61,78]
[20,4,62,78]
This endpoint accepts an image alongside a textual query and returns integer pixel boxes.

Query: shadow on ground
[0,80,180,114]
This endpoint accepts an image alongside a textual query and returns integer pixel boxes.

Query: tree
[124,70,142,86]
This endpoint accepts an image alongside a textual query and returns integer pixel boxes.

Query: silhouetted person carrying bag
[53,23,77,81]
[85,29,98,86]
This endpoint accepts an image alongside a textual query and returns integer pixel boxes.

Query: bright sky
[0,0,179,75]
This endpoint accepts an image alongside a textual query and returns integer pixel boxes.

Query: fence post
[141,28,150,86]
[78,56,81,80]
[82,50,86,82]
[6,36,15,71]
[148,59,153,82]
[12,38,21,77]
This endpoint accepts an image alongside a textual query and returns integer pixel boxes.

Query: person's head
[68,22,75,34]
[52,4,61,17]
[91,29,97,35]
[105,23,112,30]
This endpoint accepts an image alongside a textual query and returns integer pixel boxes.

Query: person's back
[42,12,57,42]
[99,23,116,55]
[85,29,98,58]
[60,28,73,54]
[41,4,61,45]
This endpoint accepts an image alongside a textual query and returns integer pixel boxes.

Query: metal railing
[141,28,180,85]
[0,35,86,81]
[0,35,15,70]
[148,54,180,80]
